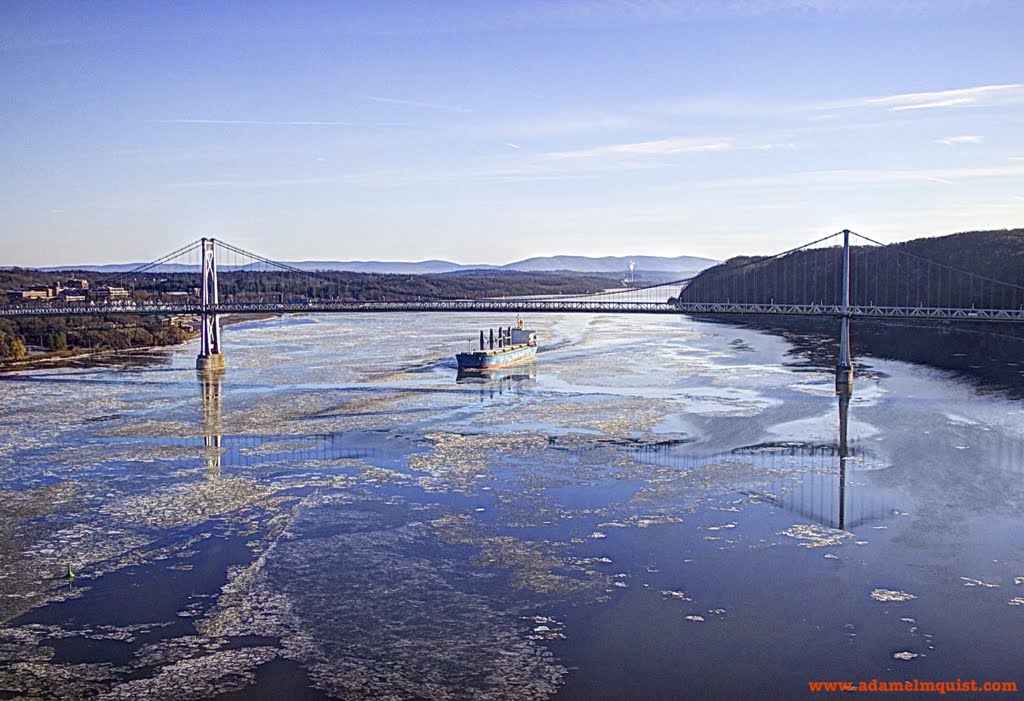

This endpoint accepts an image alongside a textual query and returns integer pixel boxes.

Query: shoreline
[0,313,278,373]
[687,312,1024,399]
[5,310,1024,399]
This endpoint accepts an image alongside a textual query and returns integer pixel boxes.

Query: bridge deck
[2,300,1023,322]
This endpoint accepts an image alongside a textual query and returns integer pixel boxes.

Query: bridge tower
[196,237,226,371]
[835,229,854,395]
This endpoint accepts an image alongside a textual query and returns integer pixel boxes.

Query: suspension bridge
[3,229,1024,381]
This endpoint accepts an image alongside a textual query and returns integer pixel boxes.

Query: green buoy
[65,563,75,580]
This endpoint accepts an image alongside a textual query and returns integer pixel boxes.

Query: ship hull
[456,344,537,370]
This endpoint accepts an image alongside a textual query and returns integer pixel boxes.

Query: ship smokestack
[489,329,494,349]
[480,330,485,350]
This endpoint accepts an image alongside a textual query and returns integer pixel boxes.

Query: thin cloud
[698,163,1024,190]
[756,142,797,151]
[164,163,596,190]
[507,0,985,27]
[649,84,1023,125]
[936,135,983,145]
[157,119,360,126]
[366,96,472,113]
[165,169,409,189]
[543,137,735,160]
[473,113,640,138]
[154,118,415,128]
[648,93,792,119]
[825,84,1024,112]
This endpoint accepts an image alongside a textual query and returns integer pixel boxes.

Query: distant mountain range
[37,253,718,275]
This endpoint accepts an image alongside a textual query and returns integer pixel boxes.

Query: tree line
[2,268,620,303]
[677,229,1024,310]
[0,316,188,360]
[0,268,621,359]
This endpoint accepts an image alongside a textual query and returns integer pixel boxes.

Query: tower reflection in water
[760,390,890,531]
[837,391,851,530]
[195,362,885,529]
[199,367,223,478]
[627,394,892,531]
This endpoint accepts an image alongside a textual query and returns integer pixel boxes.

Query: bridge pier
[196,237,226,371]
[836,315,854,395]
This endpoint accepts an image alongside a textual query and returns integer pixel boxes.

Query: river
[0,313,1022,699]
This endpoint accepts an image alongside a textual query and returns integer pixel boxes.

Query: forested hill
[0,269,624,361]
[0,268,623,303]
[677,229,1024,310]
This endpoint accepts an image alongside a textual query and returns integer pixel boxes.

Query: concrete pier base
[197,353,227,371]
[835,365,854,396]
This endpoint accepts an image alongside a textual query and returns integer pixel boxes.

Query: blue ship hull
[456,344,537,370]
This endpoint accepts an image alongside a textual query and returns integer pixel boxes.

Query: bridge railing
[4,298,1024,322]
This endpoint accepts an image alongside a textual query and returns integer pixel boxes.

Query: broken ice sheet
[960,577,999,588]
[660,590,693,602]
[780,524,853,548]
[410,431,548,492]
[432,513,611,597]
[870,589,917,602]
[526,615,566,641]
[101,477,274,528]
[0,518,153,623]
[105,647,280,700]
[193,492,568,699]
[702,522,737,531]
[476,396,678,436]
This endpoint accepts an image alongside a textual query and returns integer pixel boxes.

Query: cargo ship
[456,319,537,370]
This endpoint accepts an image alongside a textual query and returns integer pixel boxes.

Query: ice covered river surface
[1,313,1023,699]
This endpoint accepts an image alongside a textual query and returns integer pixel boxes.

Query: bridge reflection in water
[199,367,223,478]
[195,368,889,531]
[621,393,892,531]
[742,393,888,530]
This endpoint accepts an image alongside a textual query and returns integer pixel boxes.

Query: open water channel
[0,313,1022,699]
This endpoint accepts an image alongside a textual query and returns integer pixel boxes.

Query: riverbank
[690,312,1024,399]
[0,313,278,373]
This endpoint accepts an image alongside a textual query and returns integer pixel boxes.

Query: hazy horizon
[11,250,721,273]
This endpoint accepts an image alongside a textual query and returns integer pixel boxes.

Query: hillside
[678,229,1024,310]
[0,268,622,360]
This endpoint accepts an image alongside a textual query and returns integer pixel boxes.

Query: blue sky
[2,0,1022,266]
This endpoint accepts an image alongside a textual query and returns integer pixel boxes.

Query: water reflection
[627,396,891,531]
[741,315,1024,400]
[455,363,536,401]
[198,368,223,478]
[188,366,890,534]
[838,392,850,529]
[761,393,891,530]
[187,372,406,471]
